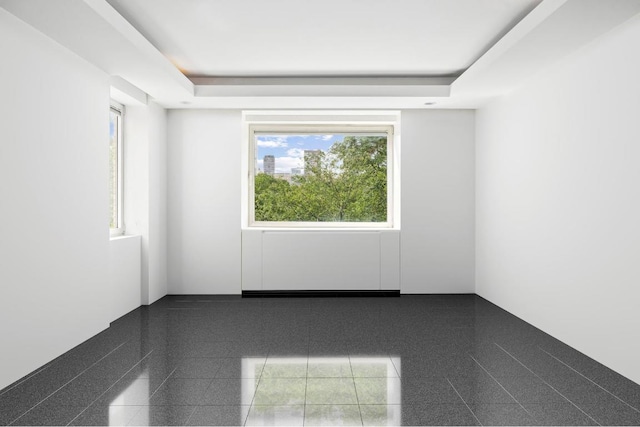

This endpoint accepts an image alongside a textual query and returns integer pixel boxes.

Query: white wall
[109,236,142,320]
[401,110,476,293]
[0,9,111,389]
[124,101,168,304]
[148,101,168,303]
[476,14,640,384]
[167,110,242,294]
[167,109,475,294]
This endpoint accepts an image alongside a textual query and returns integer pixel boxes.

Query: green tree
[254,136,387,222]
[254,173,294,221]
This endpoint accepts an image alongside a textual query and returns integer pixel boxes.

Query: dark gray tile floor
[1,295,639,426]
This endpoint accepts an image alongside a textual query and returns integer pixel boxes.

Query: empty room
[1,0,639,426]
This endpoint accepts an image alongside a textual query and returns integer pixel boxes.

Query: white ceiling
[105,0,541,78]
[3,0,640,108]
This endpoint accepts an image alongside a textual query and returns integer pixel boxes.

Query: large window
[246,115,398,228]
[109,102,124,235]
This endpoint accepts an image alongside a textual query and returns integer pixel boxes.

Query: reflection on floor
[1,295,639,426]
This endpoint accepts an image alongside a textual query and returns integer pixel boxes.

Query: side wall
[0,9,111,388]
[167,110,242,294]
[476,15,640,384]
[401,110,476,293]
[125,101,168,304]
[167,109,475,294]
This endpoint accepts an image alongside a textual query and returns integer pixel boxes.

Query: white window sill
[110,234,141,241]
[243,227,400,232]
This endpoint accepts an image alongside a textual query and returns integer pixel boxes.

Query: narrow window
[109,103,124,235]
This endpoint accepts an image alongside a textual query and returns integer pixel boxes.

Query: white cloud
[321,135,334,141]
[274,156,303,173]
[287,148,305,158]
[256,137,288,148]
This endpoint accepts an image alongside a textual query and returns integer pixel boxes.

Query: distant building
[263,155,275,176]
[274,173,292,183]
[291,167,303,176]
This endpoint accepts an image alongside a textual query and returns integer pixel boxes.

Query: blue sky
[256,134,343,173]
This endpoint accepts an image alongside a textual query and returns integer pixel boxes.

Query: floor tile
[262,358,308,378]
[68,404,142,426]
[304,404,362,426]
[306,378,358,405]
[94,377,158,406]
[123,354,180,379]
[359,404,403,426]
[523,402,599,426]
[0,376,67,425]
[267,341,309,357]
[468,403,537,426]
[172,357,224,378]
[29,377,109,407]
[126,405,196,426]
[5,295,640,426]
[448,375,517,404]
[393,357,443,378]
[185,405,250,426]
[253,378,307,405]
[581,400,640,426]
[308,340,351,357]
[354,378,402,404]
[9,401,85,426]
[307,357,352,377]
[470,346,536,377]
[494,375,566,404]
[546,372,625,404]
[148,378,213,405]
[226,342,270,358]
[181,341,233,358]
[350,357,398,378]
[401,377,460,404]
[81,349,151,381]
[201,378,257,405]
[215,357,266,379]
[244,404,304,426]
[403,404,480,426]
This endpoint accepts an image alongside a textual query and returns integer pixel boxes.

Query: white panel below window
[261,232,383,291]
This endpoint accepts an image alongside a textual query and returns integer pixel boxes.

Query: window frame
[109,102,125,236]
[247,121,396,229]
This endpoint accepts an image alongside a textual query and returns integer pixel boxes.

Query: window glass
[250,125,392,227]
[109,105,123,233]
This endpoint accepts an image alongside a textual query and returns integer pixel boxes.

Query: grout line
[538,346,640,414]
[304,307,311,426]
[349,360,365,427]
[389,355,402,378]
[0,364,51,397]
[303,355,310,427]
[65,349,155,426]
[446,377,483,426]
[126,356,177,426]
[9,339,130,426]
[243,352,269,426]
[181,406,199,426]
[147,365,178,400]
[494,343,601,426]
[469,355,534,419]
